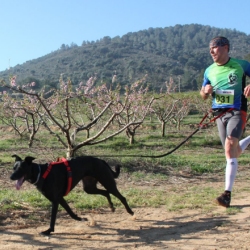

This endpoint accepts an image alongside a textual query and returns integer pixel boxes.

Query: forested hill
[1,24,250,92]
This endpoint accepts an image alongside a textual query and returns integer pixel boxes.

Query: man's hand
[204,84,213,95]
[200,85,213,100]
[244,85,250,98]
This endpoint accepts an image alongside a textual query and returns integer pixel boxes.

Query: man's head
[209,36,230,51]
[209,36,230,65]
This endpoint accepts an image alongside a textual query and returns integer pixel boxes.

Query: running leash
[93,109,231,159]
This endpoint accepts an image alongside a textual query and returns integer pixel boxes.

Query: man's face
[209,45,229,64]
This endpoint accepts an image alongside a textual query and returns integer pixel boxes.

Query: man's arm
[200,86,211,100]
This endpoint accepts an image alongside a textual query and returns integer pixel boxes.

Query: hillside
[1,24,250,92]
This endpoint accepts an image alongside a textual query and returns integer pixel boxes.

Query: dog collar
[33,164,41,185]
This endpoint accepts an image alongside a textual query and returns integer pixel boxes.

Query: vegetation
[1,103,250,213]
[1,24,250,93]
[1,24,250,216]
[0,98,249,212]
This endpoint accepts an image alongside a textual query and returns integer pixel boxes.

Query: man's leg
[216,137,238,208]
[239,135,250,153]
[215,112,242,207]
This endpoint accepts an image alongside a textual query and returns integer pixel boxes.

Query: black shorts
[213,109,247,147]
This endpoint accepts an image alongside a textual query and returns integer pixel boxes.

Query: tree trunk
[161,121,166,137]
[129,134,135,144]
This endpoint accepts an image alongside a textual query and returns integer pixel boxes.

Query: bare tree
[0,75,155,157]
[0,88,44,146]
[151,92,192,136]
[115,75,155,144]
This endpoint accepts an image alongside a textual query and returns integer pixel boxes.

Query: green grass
[225,206,241,215]
[0,189,51,211]
[0,185,220,213]
[1,114,249,216]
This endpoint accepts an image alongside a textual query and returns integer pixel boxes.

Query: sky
[0,0,249,72]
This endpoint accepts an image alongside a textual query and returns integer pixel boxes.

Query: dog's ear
[12,155,22,162]
[24,156,36,164]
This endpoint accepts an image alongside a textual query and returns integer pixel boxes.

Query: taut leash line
[93,109,229,159]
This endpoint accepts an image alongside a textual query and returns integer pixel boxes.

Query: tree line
[1,24,250,93]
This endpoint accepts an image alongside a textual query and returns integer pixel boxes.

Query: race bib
[215,90,234,105]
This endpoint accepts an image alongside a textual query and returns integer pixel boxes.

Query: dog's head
[10,155,36,190]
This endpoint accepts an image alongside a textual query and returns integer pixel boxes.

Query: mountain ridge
[1,24,250,92]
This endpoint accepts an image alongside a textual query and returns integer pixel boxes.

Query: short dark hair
[209,36,230,51]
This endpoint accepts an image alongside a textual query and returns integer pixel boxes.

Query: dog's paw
[40,228,53,236]
[71,214,82,221]
[76,216,82,221]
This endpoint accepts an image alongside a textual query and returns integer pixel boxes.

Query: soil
[1,163,250,250]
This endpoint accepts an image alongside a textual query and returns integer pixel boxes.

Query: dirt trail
[1,202,250,250]
[1,167,250,249]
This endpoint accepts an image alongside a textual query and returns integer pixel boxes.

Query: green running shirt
[202,58,250,111]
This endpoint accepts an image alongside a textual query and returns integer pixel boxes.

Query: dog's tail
[103,160,121,178]
[113,164,121,178]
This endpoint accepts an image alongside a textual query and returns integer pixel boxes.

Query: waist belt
[212,108,235,116]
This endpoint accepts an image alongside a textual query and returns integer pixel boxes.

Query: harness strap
[42,163,52,179]
[42,158,72,196]
[61,158,72,196]
[199,108,234,128]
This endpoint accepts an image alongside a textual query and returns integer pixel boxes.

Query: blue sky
[0,0,249,72]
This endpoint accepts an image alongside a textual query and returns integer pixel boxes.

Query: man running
[200,36,250,207]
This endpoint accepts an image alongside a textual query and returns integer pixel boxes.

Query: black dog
[10,155,134,236]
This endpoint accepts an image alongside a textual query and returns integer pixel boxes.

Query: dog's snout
[10,171,19,181]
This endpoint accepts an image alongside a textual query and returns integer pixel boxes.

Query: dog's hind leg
[88,189,115,212]
[96,176,134,216]
[83,178,116,212]
[111,189,134,215]
[59,197,85,221]
[101,184,134,216]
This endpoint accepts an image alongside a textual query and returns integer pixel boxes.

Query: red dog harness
[42,158,72,196]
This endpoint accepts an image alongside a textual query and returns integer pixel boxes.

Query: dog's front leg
[41,201,59,236]
[59,197,85,221]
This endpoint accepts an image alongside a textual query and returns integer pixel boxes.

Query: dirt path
[1,167,250,249]
[1,203,250,250]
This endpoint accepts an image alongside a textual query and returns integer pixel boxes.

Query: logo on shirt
[228,73,238,86]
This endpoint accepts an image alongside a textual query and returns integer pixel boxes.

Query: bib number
[215,90,234,105]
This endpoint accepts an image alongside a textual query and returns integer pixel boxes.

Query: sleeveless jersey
[202,58,250,111]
